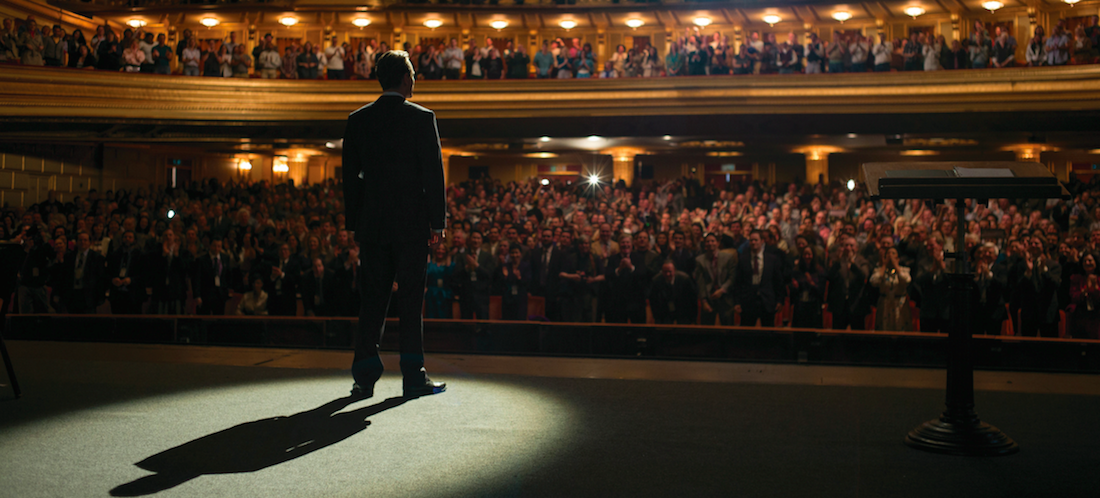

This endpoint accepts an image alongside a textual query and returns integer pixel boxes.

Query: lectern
[863,161,1069,456]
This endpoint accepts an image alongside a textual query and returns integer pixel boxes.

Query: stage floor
[1,341,1098,497]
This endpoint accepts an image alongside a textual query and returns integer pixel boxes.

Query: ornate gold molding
[3,65,1100,124]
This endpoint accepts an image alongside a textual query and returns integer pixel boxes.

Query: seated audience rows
[3,16,1098,78]
[3,171,1100,339]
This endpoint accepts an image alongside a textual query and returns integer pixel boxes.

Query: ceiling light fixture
[559,19,577,30]
[279,16,298,27]
[832,11,852,23]
[490,20,508,30]
[128,19,147,28]
[904,6,925,18]
[1064,0,1080,5]
[200,17,220,28]
[625,18,645,29]
[692,16,712,27]
[352,18,371,28]
[981,1,1003,12]
[763,15,781,26]
[424,19,443,29]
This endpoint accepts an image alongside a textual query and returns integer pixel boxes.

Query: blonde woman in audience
[1026,26,1046,66]
[237,276,269,316]
[870,247,912,331]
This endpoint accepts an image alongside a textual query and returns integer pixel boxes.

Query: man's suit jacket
[193,251,235,302]
[342,94,446,244]
[732,249,787,311]
[826,256,871,316]
[300,269,338,316]
[693,251,737,303]
[63,249,107,310]
[453,247,496,298]
[529,244,565,298]
[604,251,651,313]
[648,271,698,324]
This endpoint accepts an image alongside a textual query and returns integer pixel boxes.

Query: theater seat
[489,295,502,320]
[527,295,545,319]
[908,300,921,331]
[865,306,876,331]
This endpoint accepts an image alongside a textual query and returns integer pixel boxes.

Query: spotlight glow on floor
[0,375,574,498]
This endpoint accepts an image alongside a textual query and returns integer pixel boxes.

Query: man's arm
[419,110,447,232]
[341,116,363,233]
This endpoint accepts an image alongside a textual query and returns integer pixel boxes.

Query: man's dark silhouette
[342,50,447,399]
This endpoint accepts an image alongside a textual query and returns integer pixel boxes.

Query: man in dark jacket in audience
[649,260,697,324]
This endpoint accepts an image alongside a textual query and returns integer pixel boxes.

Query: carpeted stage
[1,341,1098,497]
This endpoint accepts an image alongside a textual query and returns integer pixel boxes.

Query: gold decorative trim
[2,65,1100,123]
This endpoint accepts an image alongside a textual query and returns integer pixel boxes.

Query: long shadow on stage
[110,395,408,497]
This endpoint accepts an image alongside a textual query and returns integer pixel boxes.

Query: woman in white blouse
[237,276,269,316]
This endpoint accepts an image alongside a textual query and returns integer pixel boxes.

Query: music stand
[0,242,23,398]
[863,161,1069,456]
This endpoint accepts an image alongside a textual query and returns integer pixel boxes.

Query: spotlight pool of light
[847,179,855,191]
[5,373,574,498]
[540,178,550,186]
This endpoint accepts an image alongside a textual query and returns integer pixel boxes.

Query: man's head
[634,232,649,252]
[77,232,91,251]
[279,243,291,260]
[662,261,676,282]
[376,50,415,96]
[469,230,483,249]
[619,234,633,254]
[704,233,719,254]
[122,230,135,248]
[748,230,764,253]
[540,228,554,247]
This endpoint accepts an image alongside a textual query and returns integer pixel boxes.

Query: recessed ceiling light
[847,133,858,138]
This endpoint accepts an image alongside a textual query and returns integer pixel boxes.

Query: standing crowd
[4,172,1099,339]
[4,16,1098,78]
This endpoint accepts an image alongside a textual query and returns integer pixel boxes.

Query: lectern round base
[905,417,1019,456]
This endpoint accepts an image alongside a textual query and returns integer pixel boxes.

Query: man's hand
[195,298,203,308]
[710,288,725,300]
[430,230,444,247]
[733,304,742,314]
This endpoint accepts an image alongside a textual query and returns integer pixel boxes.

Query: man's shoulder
[402,100,435,116]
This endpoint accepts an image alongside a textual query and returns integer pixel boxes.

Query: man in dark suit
[453,230,495,319]
[106,230,145,315]
[263,243,301,316]
[733,230,787,327]
[648,260,697,324]
[826,235,871,330]
[528,228,564,321]
[301,257,337,317]
[693,234,737,325]
[193,238,234,315]
[668,230,696,275]
[342,50,446,399]
[604,235,649,324]
[65,232,106,314]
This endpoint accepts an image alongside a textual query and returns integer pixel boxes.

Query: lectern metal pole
[903,198,1016,456]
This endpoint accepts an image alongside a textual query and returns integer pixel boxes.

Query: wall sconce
[273,156,289,174]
